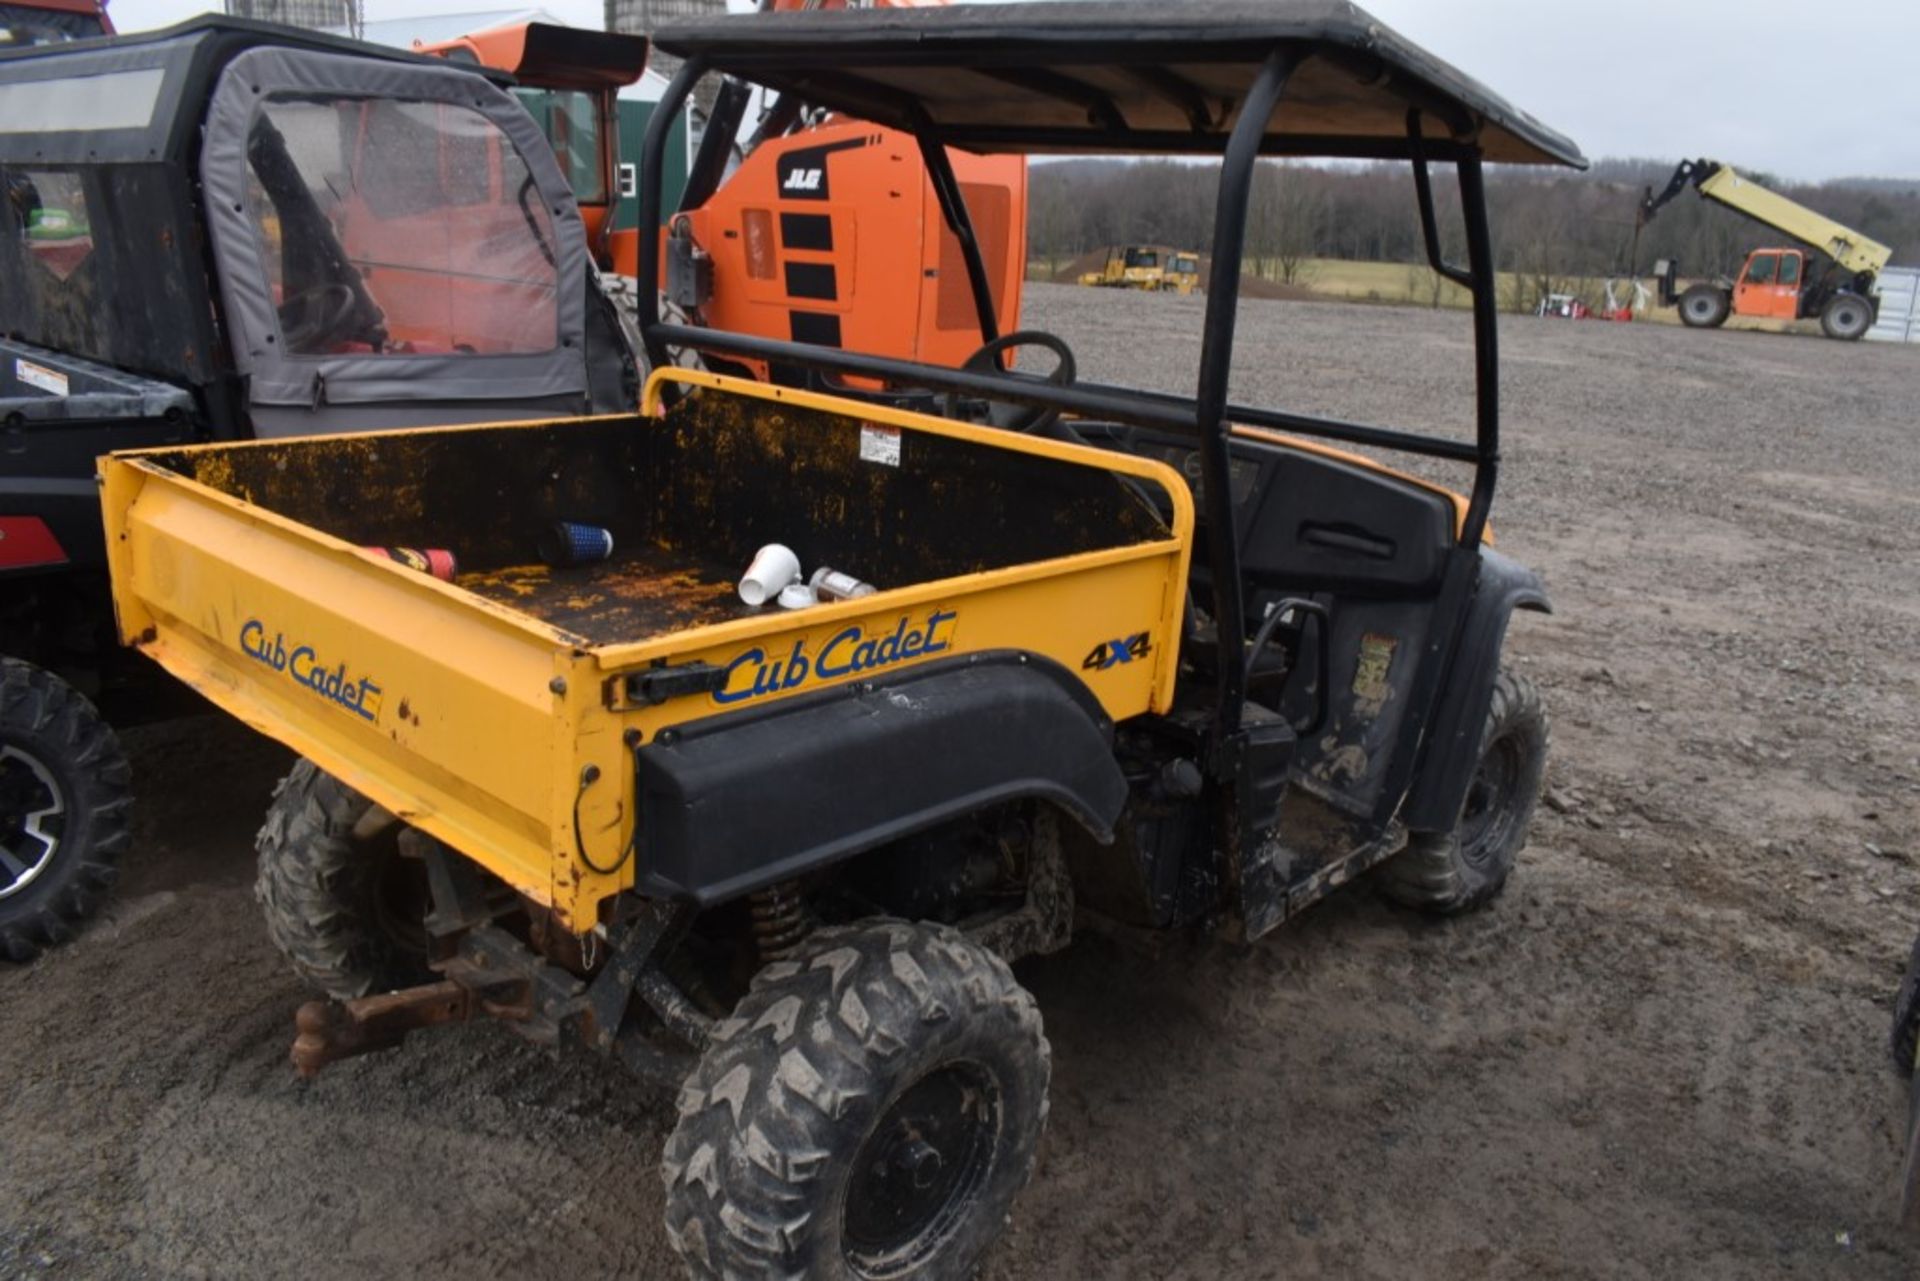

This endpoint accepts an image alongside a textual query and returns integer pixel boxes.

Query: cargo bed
[102,371,1192,929]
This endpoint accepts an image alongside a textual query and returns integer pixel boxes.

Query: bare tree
[1246,160,1327,285]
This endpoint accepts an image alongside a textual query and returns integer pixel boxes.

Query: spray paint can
[809,567,878,601]
[366,546,457,581]
[539,521,615,568]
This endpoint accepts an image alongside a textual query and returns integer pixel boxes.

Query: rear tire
[663,919,1049,1280]
[1678,284,1730,329]
[1892,930,1920,1075]
[255,758,429,999]
[0,658,131,963]
[1380,669,1548,915]
[1820,292,1874,341]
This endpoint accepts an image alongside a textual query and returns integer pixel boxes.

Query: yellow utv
[101,3,1583,1276]
[1079,244,1204,293]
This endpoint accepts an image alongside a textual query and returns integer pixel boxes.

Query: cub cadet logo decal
[1083,632,1152,672]
[782,168,823,193]
[715,609,958,706]
[240,619,383,723]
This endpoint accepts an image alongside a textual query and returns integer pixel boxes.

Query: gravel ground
[5,282,1920,1279]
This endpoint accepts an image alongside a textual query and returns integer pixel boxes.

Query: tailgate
[101,454,574,908]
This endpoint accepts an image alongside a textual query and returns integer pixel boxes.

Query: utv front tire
[1678,284,1731,329]
[255,758,429,999]
[1381,669,1547,915]
[0,659,131,962]
[664,920,1050,1281]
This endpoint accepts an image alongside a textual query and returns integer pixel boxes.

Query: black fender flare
[631,651,1127,906]
[1398,549,1550,833]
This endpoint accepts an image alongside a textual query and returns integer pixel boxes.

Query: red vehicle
[0,0,109,48]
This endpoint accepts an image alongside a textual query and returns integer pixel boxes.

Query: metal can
[538,521,615,568]
[809,567,878,600]
[365,546,457,581]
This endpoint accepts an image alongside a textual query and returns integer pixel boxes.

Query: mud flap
[1397,549,1550,832]
[1226,710,1297,941]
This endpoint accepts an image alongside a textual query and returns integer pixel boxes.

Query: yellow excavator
[1639,158,1891,341]
[1078,245,1203,294]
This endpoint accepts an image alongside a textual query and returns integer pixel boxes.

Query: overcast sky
[109,0,1920,182]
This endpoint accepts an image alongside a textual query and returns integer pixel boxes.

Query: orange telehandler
[415,21,651,278]
[1639,158,1890,341]
[422,0,1027,380]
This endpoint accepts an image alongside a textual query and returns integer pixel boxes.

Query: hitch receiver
[291,981,480,1078]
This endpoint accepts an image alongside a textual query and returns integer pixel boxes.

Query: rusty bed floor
[455,546,757,647]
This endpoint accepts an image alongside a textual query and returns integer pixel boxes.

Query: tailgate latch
[620,660,730,707]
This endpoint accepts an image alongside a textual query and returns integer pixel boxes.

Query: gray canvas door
[199,46,593,435]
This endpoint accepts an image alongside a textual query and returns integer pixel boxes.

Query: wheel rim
[1684,295,1716,322]
[357,814,432,961]
[0,745,66,901]
[1458,732,1523,870]
[843,1060,1002,1278]
[1835,302,1866,333]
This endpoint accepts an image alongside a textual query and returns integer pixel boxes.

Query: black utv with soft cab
[0,17,634,960]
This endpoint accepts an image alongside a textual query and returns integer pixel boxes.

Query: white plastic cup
[739,543,802,606]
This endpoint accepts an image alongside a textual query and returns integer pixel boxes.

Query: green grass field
[1032,255,1484,306]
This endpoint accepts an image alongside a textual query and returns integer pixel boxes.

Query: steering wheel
[276,283,359,352]
[944,330,1077,436]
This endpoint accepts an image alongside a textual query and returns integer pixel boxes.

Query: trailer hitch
[291,981,478,1078]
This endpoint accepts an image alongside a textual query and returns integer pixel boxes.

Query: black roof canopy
[0,12,497,75]
[638,1,1575,724]
[652,0,1585,168]
[0,15,514,167]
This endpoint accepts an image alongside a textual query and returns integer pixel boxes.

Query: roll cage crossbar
[636,8,1577,747]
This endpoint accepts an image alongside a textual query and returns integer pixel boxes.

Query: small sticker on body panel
[1352,632,1398,711]
[859,424,901,467]
[15,359,68,397]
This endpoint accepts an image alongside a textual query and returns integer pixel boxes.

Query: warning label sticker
[15,359,69,398]
[859,423,902,468]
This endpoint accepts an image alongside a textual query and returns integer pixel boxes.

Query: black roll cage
[636,43,1504,749]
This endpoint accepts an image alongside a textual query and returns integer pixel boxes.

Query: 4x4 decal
[1083,632,1152,672]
